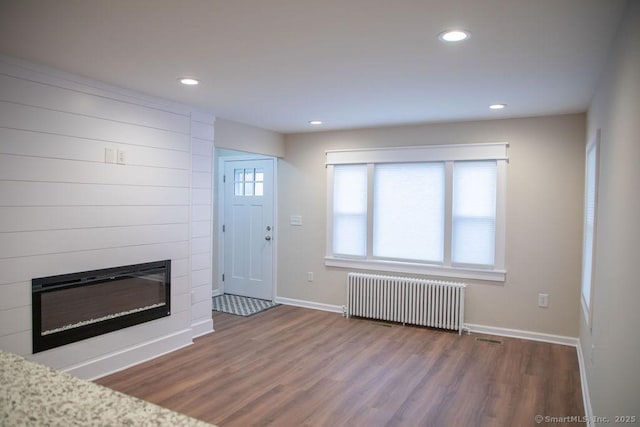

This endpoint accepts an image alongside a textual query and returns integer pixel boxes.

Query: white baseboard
[466,322,592,425]
[191,318,214,339]
[576,339,594,427]
[66,329,193,380]
[275,296,343,314]
[212,288,223,297]
[465,323,579,347]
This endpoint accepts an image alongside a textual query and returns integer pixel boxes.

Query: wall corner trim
[576,338,594,427]
[191,319,214,339]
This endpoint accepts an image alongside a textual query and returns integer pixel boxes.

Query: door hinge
[222,273,225,282]
[223,174,226,183]
[222,224,225,232]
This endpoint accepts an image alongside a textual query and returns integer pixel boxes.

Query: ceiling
[0,0,628,134]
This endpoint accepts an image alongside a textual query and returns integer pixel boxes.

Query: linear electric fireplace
[32,260,171,353]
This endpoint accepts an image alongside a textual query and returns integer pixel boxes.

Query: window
[581,131,599,326]
[234,167,264,196]
[373,162,445,262]
[332,165,367,256]
[326,143,507,281]
[452,161,497,266]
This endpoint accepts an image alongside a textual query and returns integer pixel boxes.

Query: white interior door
[223,158,274,300]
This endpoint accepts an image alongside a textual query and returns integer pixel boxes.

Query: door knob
[265,235,272,241]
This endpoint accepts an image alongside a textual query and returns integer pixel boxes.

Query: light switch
[105,148,115,164]
[290,215,302,226]
[538,293,549,308]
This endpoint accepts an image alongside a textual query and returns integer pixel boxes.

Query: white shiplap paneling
[0,73,191,134]
[0,101,190,152]
[189,115,214,335]
[191,268,212,289]
[0,223,188,259]
[0,242,189,286]
[191,236,211,255]
[0,154,190,187]
[0,181,189,206]
[0,205,189,233]
[0,127,191,169]
[0,56,215,377]
[191,204,212,222]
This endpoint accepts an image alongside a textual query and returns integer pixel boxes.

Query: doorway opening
[215,149,277,302]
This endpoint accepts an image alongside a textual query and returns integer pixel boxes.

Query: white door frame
[216,154,278,300]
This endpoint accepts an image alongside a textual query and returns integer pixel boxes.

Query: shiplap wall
[190,114,214,336]
[0,55,214,378]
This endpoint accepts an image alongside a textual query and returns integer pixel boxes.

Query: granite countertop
[0,351,215,427]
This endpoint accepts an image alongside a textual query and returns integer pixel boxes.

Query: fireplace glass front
[32,260,171,353]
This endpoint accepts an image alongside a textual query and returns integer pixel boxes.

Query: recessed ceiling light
[179,77,199,85]
[438,30,470,42]
[309,120,323,125]
[489,103,507,110]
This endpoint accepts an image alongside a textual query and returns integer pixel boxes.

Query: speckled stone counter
[0,351,215,427]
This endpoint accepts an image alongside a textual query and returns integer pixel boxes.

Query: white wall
[215,118,284,158]
[581,0,640,422]
[189,113,215,337]
[0,56,213,378]
[279,113,585,337]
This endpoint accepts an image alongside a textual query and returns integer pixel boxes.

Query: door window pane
[233,167,264,197]
[255,169,264,196]
[234,168,244,196]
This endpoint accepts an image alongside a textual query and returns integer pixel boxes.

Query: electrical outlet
[307,272,314,282]
[538,293,549,308]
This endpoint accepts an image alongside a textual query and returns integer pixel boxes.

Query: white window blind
[332,164,367,256]
[452,161,497,266]
[581,137,598,319]
[373,163,445,262]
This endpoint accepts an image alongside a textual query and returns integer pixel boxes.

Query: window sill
[324,256,506,282]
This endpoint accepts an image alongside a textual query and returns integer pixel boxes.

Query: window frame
[581,130,600,329]
[325,143,508,282]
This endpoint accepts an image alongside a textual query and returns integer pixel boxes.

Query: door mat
[212,294,279,317]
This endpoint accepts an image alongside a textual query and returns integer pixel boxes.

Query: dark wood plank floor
[96,305,584,426]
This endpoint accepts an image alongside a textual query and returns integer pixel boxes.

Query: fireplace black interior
[32,260,171,353]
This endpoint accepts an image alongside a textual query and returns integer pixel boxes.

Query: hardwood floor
[96,305,584,426]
